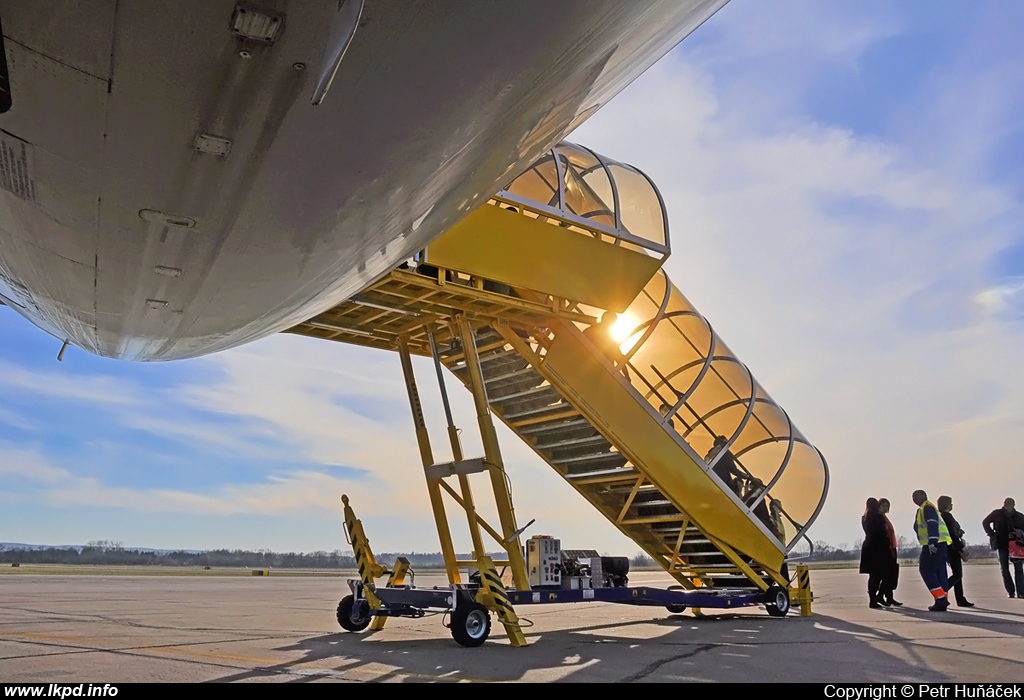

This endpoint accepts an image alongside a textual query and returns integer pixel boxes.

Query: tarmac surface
[2,567,1023,683]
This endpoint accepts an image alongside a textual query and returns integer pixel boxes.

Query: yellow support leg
[427,330,487,560]
[793,564,813,617]
[454,314,530,591]
[369,557,411,631]
[475,555,528,647]
[342,494,386,613]
[398,338,462,585]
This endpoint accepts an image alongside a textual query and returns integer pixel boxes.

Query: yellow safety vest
[915,501,952,546]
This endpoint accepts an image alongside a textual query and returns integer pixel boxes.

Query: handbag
[1010,530,1024,562]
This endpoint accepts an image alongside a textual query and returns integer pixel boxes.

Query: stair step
[631,498,672,508]
[552,451,623,466]
[620,514,687,525]
[479,348,517,363]
[565,467,638,483]
[491,385,558,403]
[504,402,577,420]
[604,482,658,495]
[659,536,713,547]
[485,367,540,384]
[518,418,590,435]
[652,525,701,534]
[442,339,509,363]
[535,435,608,450]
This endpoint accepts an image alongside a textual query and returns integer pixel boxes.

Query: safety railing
[573,268,829,552]
[497,141,670,259]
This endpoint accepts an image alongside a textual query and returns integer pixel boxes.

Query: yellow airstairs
[287,142,827,634]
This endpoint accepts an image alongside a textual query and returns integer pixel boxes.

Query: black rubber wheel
[666,585,687,614]
[337,594,371,632]
[765,586,790,617]
[450,602,491,647]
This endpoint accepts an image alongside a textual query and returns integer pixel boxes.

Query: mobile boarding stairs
[287,142,828,647]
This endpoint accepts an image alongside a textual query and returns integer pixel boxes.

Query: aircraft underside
[0,0,727,361]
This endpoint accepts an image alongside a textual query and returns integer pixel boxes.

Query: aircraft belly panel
[0,0,728,360]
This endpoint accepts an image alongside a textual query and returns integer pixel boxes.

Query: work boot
[928,599,949,612]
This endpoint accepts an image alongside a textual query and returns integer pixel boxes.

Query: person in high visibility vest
[912,489,952,611]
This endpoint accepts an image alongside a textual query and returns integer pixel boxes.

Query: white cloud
[974,278,1024,317]
[46,469,360,517]
[0,443,372,518]
[570,22,1024,546]
[0,406,36,431]
[158,334,637,551]
[0,444,70,484]
[0,359,143,405]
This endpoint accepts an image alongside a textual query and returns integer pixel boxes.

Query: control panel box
[526,535,561,587]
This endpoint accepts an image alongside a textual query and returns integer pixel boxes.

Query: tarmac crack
[0,648,96,662]
[618,643,718,682]
[1,606,323,636]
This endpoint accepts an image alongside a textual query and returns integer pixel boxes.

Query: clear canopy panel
[500,142,670,256]
[608,271,828,551]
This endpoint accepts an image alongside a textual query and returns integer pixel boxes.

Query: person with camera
[983,498,1024,598]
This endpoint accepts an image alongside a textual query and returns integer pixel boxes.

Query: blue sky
[3,1,1024,554]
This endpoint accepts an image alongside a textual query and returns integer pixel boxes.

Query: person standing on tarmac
[860,498,891,609]
[912,489,952,611]
[877,498,902,606]
[982,498,1024,598]
[937,495,974,607]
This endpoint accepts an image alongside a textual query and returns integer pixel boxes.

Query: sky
[3,1,1024,557]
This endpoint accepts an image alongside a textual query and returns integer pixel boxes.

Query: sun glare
[609,314,634,342]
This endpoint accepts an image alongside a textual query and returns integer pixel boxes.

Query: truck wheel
[766,586,790,617]
[337,594,371,632]
[450,602,491,647]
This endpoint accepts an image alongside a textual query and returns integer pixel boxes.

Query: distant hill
[0,543,502,569]
[1,542,200,554]
[2,542,81,551]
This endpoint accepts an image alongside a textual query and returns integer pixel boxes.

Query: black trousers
[997,546,1024,596]
[947,548,967,601]
[878,559,899,601]
[868,572,884,602]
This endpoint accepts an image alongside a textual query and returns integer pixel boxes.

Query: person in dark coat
[877,498,902,606]
[706,435,745,496]
[982,498,1024,598]
[583,311,623,364]
[860,498,891,609]
[938,495,974,607]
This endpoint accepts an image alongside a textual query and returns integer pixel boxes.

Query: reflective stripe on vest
[916,502,952,546]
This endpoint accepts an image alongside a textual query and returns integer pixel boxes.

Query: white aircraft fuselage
[0,0,727,361]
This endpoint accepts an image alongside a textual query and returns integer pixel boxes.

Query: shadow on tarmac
[205,604,1023,683]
